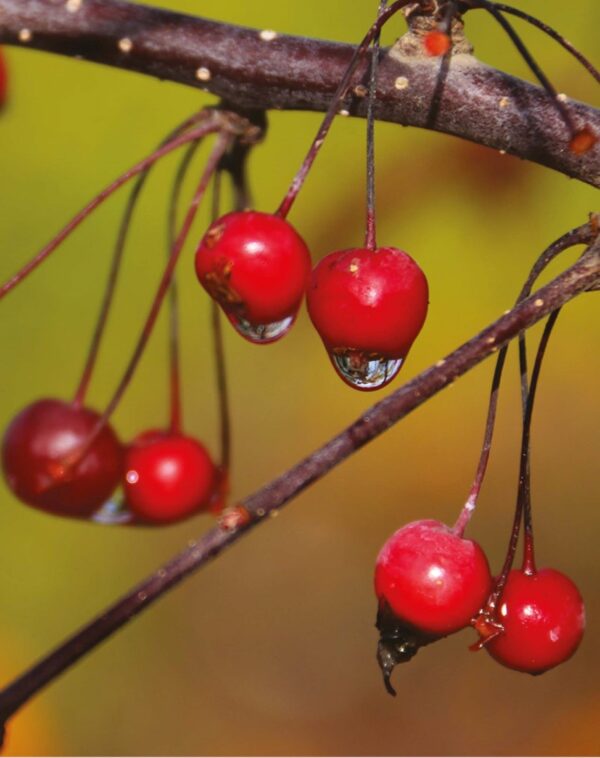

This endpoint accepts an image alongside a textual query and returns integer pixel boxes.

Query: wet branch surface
[0,243,597,732]
[0,0,599,185]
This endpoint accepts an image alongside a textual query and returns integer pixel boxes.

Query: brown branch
[0,242,597,736]
[0,0,599,185]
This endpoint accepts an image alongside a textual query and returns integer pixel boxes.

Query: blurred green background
[0,0,598,754]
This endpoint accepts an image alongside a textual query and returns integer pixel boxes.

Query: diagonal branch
[0,0,598,185]
[0,240,597,736]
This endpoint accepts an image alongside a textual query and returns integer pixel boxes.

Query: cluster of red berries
[195,210,429,390]
[1,200,429,524]
[1,399,218,525]
[374,519,585,692]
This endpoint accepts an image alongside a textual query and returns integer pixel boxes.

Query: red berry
[374,519,492,636]
[423,31,451,57]
[0,49,7,107]
[485,568,585,674]
[306,247,428,389]
[123,430,216,524]
[195,211,312,343]
[2,398,123,518]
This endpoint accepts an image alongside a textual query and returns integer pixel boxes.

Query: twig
[0,0,598,185]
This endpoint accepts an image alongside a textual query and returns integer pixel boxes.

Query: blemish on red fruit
[123,429,216,524]
[195,210,312,344]
[424,31,451,57]
[568,127,597,155]
[484,568,585,674]
[307,247,428,390]
[2,398,122,518]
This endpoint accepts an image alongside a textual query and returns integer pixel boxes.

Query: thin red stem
[452,222,594,537]
[210,171,232,471]
[166,139,204,433]
[64,132,232,468]
[519,309,560,575]
[0,113,217,302]
[72,115,203,408]
[364,0,387,250]
[276,0,410,219]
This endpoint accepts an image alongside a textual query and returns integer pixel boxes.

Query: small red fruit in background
[307,247,428,389]
[423,31,451,57]
[485,568,585,674]
[123,430,216,524]
[375,519,492,636]
[0,49,7,107]
[195,210,312,343]
[2,398,122,518]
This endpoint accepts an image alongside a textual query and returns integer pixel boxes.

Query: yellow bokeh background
[0,1,598,754]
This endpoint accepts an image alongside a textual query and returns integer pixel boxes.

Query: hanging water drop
[330,349,403,390]
[227,313,295,344]
[92,496,135,526]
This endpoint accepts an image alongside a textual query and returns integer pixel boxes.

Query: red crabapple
[485,567,585,674]
[123,429,216,524]
[2,398,122,518]
[195,210,312,343]
[307,247,428,389]
[375,519,492,636]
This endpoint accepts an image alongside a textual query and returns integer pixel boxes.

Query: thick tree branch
[0,0,599,185]
[0,242,597,733]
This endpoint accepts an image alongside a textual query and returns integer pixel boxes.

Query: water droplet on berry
[330,350,402,390]
[228,313,294,344]
[91,497,134,526]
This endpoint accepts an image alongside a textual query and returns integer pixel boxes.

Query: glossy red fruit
[2,398,123,518]
[307,247,428,389]
[195,210,312,343]
[374,519,492,636]
[486,568,585,674]
[0,49,7,107]
[123,430,216,524]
